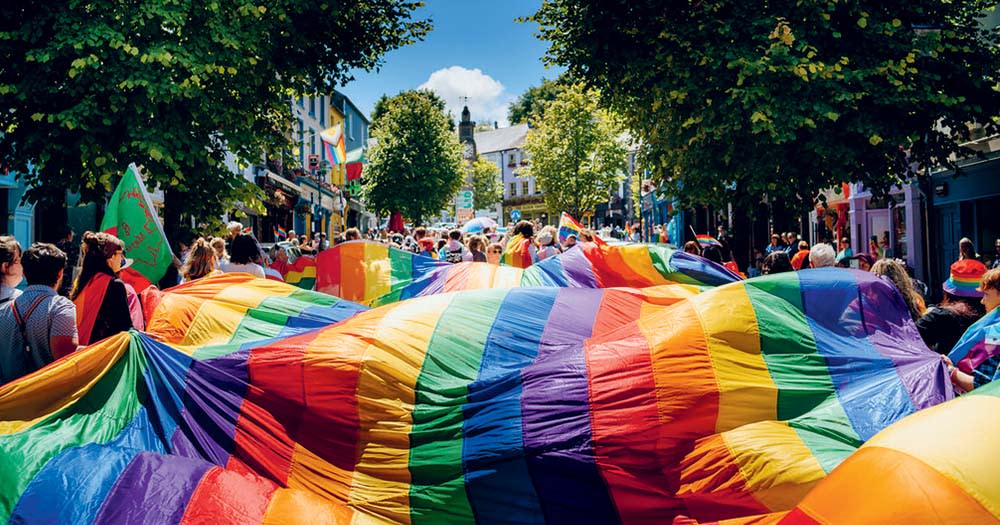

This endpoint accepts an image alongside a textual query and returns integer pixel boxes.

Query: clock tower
[458,104,476,160]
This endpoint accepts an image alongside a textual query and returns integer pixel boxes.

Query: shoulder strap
[12,294,48,349]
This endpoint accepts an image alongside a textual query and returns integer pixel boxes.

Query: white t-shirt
[219,261,265,279]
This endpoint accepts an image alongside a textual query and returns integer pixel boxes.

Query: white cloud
[418,66,512,127]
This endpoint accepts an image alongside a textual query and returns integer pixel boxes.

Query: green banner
[100,164,172,283]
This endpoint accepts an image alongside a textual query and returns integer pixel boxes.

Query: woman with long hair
[871,259,926,322]
[181,238,220,282]
[70,231,142,345]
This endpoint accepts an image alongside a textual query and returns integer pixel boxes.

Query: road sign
[456,190,474,210]
[510,209,521,221]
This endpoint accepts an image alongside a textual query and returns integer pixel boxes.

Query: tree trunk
[163,188,183,249]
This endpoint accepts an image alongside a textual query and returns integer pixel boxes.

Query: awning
[265,170,302,195]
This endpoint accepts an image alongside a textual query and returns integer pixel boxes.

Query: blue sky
[339,0,561,127]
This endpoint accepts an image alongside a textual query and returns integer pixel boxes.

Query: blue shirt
[0,285,77,384]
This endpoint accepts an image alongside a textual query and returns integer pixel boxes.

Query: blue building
[0,170,35,247]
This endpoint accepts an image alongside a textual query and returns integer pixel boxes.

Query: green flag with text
[100,164,172,288]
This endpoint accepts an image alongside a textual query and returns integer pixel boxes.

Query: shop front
[503,196,550,225]
[929,154,1000,287]
[847,181,925,280]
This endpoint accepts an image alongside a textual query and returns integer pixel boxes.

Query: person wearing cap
[916,259,987,354]
[850,253,874,271]
[537,227,560,261]
[70,231,142,346]
[835,237,853,262]
[765,233,784,255]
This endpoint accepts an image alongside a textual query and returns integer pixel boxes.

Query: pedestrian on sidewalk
[0,243,78,383]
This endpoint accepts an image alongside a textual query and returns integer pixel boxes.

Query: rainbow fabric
[269,256,317,289]
[683,379,1000,525]
[696,234,723,248]
[0,269,949,523]
[948,306,1000,385]
[502,233,535,268]
[315,240,740,306]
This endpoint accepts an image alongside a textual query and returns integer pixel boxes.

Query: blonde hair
[871,259,924,321]
[210,237,228,261]
[181,238,218,281]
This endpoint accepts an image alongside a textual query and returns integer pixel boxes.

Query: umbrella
[462,217,497,233]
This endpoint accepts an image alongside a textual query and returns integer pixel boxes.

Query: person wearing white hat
[537,227,561,261]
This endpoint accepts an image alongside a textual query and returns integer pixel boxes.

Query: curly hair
[181,238,218,281]
[871,259,925,321]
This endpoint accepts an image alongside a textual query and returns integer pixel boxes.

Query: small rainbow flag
[696,234,722,248]
[273,225,287,239]
[558,212,606,246]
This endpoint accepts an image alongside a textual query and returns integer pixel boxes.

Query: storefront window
[893,205,907,260]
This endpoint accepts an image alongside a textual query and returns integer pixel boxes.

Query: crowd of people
[4,218,1000,396]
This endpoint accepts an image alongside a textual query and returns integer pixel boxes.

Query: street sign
[456,190,474,210]
[510,209,521,221]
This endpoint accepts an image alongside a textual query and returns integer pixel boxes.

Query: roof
[332,91,370,125]
[474,123,529,154]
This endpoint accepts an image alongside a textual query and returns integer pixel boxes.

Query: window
[522,180,529,196]
[510,182,517,197]
[309,97,315,118]
[349,113,355,140]
[535,180,542,195]
[311,135,316,155]
[508,153,517,167]
[320,96,325,126]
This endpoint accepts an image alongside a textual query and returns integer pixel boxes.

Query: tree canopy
[362,90,464,223]
[0,0,428,232]
[523,84,627,219]
[530,0,1000,212]
[508,77,567,125]
[470,156,502,210]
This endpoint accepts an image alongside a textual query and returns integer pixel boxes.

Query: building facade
[475,124,538,225]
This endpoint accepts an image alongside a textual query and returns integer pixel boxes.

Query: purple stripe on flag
[520,288,618,524]
[558,246,599,288]
[93,451,212,524]
[170,351,249,465]
[848,271,953,410]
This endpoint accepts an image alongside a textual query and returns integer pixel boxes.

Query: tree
[471,156,502,210]
[523,84,627,219]
[0,1,429,236]
[508,77,566,125]
[362,90,464,224]
[530,0,1000,212]
[372,89,455,132]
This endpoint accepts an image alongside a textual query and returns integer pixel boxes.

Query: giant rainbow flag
[315,240,740,306]
[0,269,951,523]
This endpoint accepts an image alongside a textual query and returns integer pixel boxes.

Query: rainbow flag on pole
[696,234,723,248]
[558,211,606,246]
[320,124,347,165]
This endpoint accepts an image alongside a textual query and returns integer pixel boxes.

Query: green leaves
[530,0,1000,214]
[523,83,627,218]
[0,0,430,233]
[363,90,464,223]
